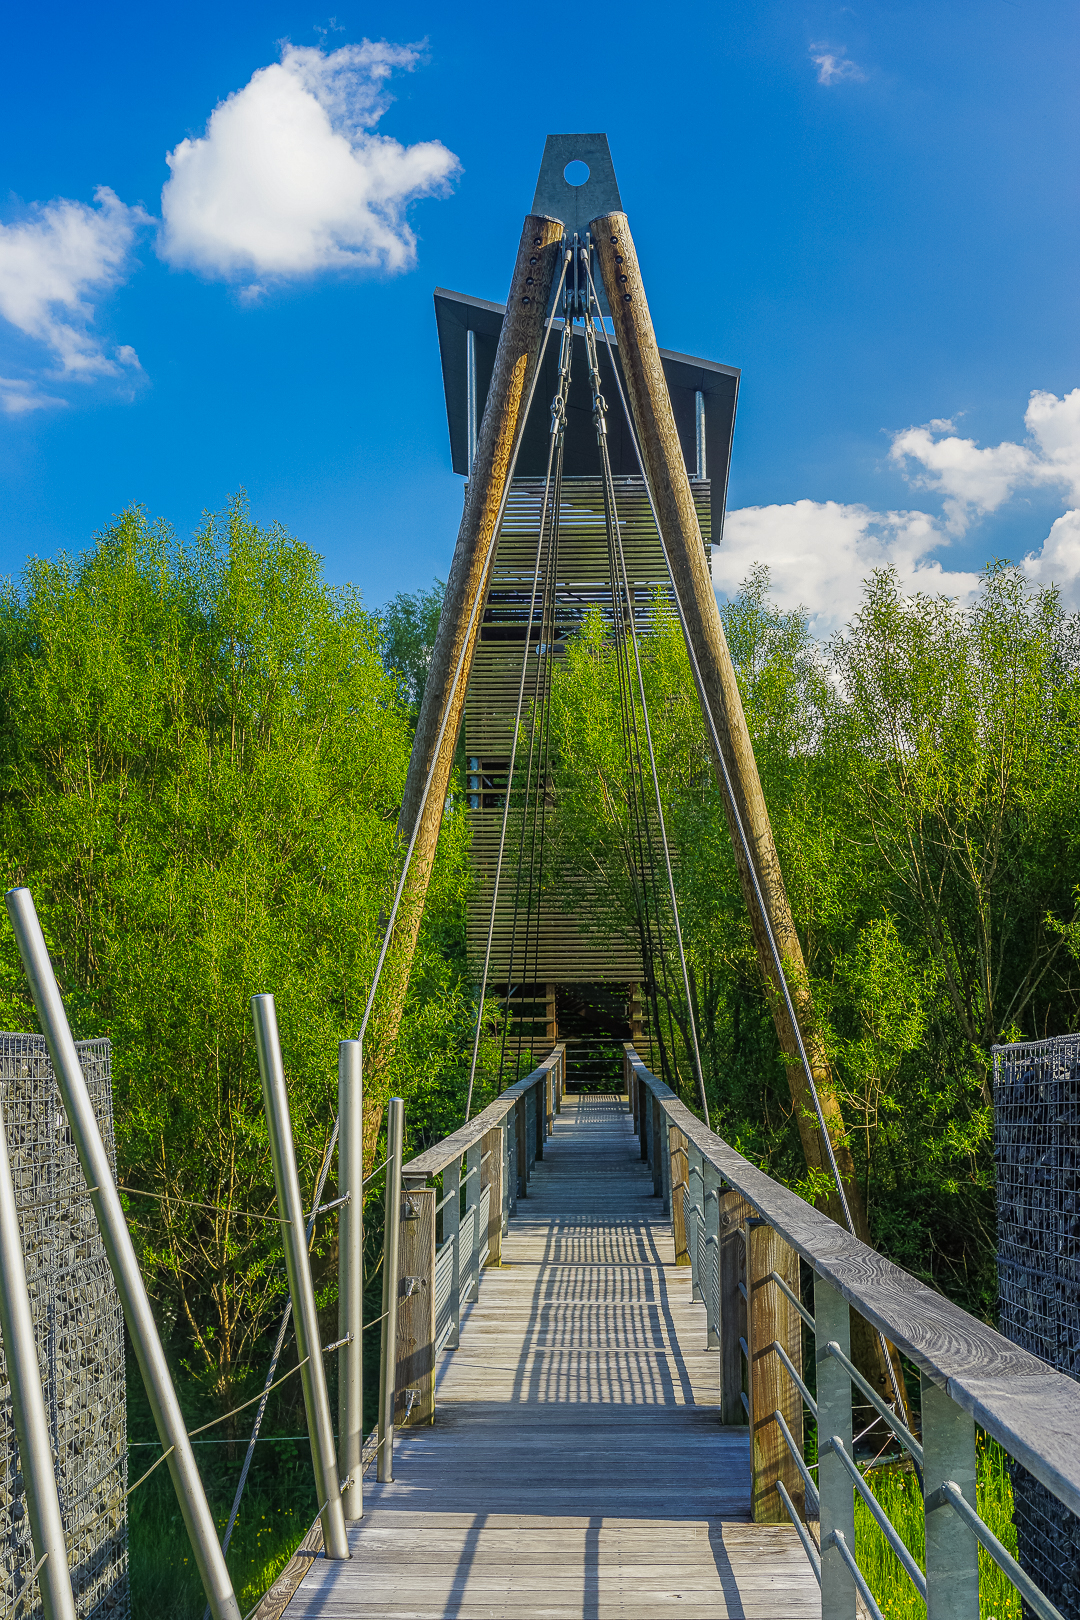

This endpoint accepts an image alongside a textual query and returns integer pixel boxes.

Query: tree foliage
[543,564,1080,1314]
[0,503,478,1406]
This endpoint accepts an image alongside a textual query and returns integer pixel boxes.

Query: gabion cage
[993,1033,1080,1619]
[0,1034,129,1619]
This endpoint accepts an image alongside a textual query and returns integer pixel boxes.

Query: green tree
[379,580,445,717]
[0,502,477,1407]
[542,564,1080,1315]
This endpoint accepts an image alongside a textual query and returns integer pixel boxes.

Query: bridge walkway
[288,1092,818,1618]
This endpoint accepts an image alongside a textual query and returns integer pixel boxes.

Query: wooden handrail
[625,1043,1080,1521]
[403,1045,565,1183]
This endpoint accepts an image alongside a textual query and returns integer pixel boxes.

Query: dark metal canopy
[434,286,740,506]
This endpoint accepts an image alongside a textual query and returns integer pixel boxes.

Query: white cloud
[889,388,1080,532]
[1021,509,1080,608]
[0,187,148,376]
[718,388,1080,632]
[716,500,979,636]
[810,44,866,85]
[160,41,460,283]
[0,376,65,416]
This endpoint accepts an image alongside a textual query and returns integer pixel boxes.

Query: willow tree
[0,501,475,1407]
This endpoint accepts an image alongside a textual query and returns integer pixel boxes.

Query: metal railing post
[5,888,243,1620]
[464,1141,481,1303]
[922,1373,979,1619]
[703,1162,721,1350]
[0,1090,76,1620]
[687,1145,702,1302]
[252,996,349,1559]
[444,1154,462,1344]
[816,1275,856,1620]
[377,1097,404,1484]
[338,1041,363,1521]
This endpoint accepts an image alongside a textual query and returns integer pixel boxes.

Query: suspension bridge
[0,133,1078,1620]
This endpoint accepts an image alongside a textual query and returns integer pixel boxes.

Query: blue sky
[1,0,1077,631]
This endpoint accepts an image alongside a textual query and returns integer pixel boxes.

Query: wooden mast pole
[590,210,906,1411]
[362,213,565,1157]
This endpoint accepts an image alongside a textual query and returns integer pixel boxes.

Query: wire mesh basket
[994,1032,1080,1619]
[0,1034,129,1619]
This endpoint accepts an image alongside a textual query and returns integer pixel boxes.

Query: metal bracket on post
[922,1373,979,1619]
[6,888,243,1620]
[0,1090,76,1620]
[337,1041,363,1521]
[816,1275,856,1620]
[377,1099,405,1484]
[252,996,349,1560]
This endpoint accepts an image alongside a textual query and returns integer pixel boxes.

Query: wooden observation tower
[433,136,740,1085]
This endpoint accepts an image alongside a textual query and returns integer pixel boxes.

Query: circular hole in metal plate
[563,160,590,187]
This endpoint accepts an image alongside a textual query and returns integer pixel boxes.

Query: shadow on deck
[285,1095,818,1619]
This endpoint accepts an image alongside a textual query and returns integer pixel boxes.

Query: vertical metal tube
[0,1091,76,1620]
[704,1165,722,1351]
[466,328,478,473]
[815,1275,856,1620]
[463,1142,481,1304]
[687,1146,702,1303]
[5,888,242,1620]
[251,995,349,1561]
[338,1042,363,1521]
[922,1373,979,1619]
[695,389,707,480]
[377,1098,404,1483]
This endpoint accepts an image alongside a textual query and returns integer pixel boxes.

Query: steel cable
[579,247,909,1422]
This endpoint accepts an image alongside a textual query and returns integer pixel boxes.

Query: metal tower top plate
[531,133,623,242]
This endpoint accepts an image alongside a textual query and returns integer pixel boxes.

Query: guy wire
[580,249,909,1423]
[581,287,710,1126]
[465,277,574,1119]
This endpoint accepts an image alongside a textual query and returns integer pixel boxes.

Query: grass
[128,1439,318,1619]
[854,1439,1022,1619]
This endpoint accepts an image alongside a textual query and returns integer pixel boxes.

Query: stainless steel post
[816,1275,856,1620]
[377,1098,404,1483]
[338,1041,363,1521]
[5,888,242,1620]
[703,1162,721,1350]
[463,1141,481,1304]
[922,1372,979,1619]
[686,1145,702,1303]
[0,1091,76,1620]
[251,995,349,1561]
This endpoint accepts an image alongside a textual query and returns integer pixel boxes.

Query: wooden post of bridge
[669,1126,689,1264]
[746,1219,805,1523]
[397,1183,435,1427]
[719,1187,752,1423]
[592,209,908,1422]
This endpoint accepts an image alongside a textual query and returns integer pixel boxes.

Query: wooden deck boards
[287,1093,819,1618]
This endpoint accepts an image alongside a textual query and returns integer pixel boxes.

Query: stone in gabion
[994,1033,1080,1620]
[0,1035,129,1620]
